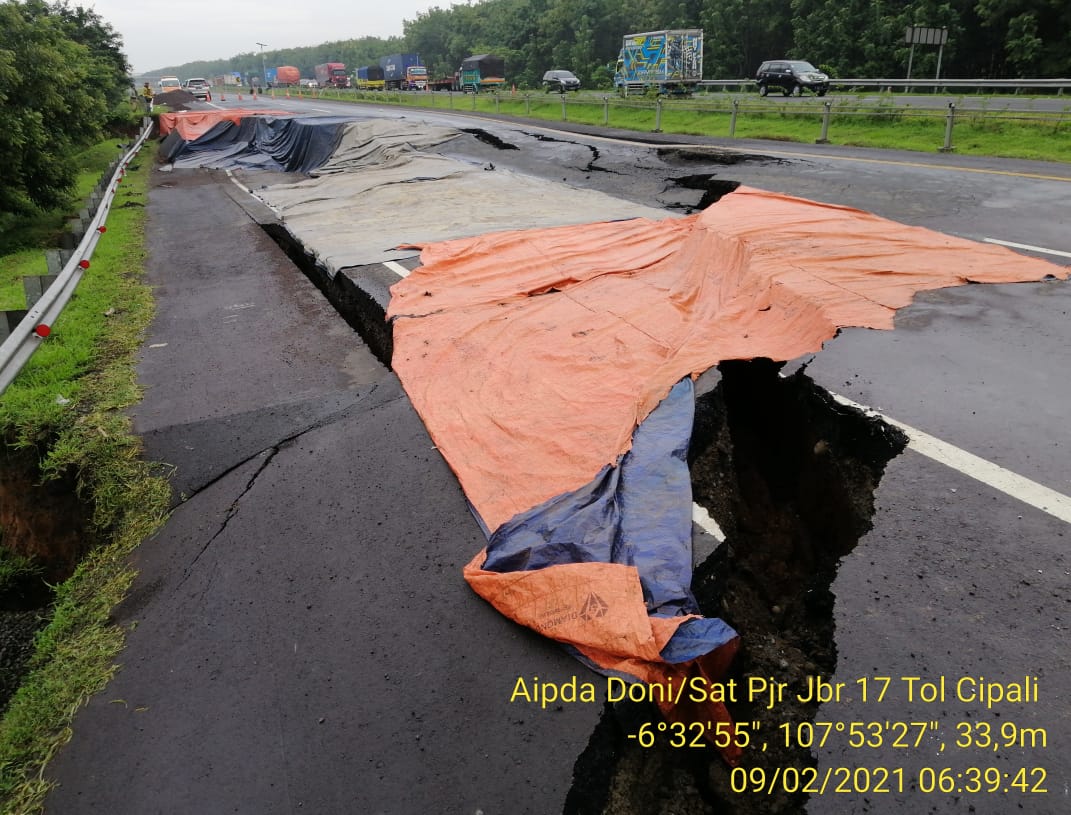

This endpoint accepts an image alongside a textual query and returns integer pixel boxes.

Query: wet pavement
[44,170,603,813]
[43,107,1071,814]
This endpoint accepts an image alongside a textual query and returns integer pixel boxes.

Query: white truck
[613,29,703,95]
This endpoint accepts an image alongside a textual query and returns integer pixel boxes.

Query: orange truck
[270,65,300,87]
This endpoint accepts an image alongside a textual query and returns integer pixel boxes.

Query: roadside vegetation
[162,0,1067,103]
[0,3,172,810]
[306,87,1071,163]
[0,132,169,813]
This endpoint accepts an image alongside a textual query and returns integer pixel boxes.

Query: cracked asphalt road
[42,109,1071,814]
[43,169,603,814]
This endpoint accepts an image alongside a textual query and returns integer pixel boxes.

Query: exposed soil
[568,359,908,814]
[0,449,84,711]
[668,175,741,210]
[0,450,89,581]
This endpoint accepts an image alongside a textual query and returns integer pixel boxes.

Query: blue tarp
[483,378,738,663]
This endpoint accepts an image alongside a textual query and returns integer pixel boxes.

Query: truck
[268,65,300,87]
[455,54,506,93]
[613,29,703,95]
[380,53,428,90]
[314,62,351,89]
[428,75,457,92]
[356,65,385,90]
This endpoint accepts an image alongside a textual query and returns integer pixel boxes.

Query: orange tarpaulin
[157,110,292,140]
[389,186,1066,533]
[388,185,1066,744]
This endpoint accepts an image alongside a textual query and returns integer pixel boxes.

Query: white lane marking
[225,169,251,194]
[830,392,1071,525]
[692,503,726,542]
[983,238,1071,259]
[384,260,412,278]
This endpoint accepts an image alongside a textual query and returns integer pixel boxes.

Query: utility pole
[256,42,267,87]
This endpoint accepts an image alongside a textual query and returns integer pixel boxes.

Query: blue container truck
[380,53,428,90]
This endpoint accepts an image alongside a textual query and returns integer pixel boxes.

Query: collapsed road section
[49,109,1068,814]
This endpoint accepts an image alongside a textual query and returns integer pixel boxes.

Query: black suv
[755,60,829,97]
[542,70,581,93]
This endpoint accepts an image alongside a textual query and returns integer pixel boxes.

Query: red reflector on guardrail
[34,324,51,338]
[78,260,90,269]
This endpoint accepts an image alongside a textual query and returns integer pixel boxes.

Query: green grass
[341,89,1071,163]
[0,144,171,815]
[0,140,133,311]
[0,552,41,597]
[0,142,129,259]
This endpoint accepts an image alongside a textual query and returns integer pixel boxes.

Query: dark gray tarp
[164,116,357,173]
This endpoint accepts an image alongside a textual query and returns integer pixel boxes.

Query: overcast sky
[84,0,445,74]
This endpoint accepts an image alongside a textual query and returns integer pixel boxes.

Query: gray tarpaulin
[167,114,673,269]
[254,120,671,269]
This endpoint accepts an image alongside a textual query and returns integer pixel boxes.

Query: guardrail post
[816,101,833,144]
[471,91,477,111]
[448,91,453,109]
[602,96,609,125]
[939,102,956,152]
[60,221,82,250]
[494,93,500,113]
[0,311,28,343]
[525,94,531,116]
[560,94,567,121]
[45,250,63,275]
[23,275,58,308]
[653,97,663,133]
[729,100,739,137]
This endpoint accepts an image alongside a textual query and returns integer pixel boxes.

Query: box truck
[380,53,428,90]
[614,29,703,95]
[314,62,351,89]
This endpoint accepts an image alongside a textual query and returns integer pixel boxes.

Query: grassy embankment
[331,87,1071,163]
[0,131,170,814]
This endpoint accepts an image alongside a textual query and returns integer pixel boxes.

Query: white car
[299,78,319,88]
[183,78,211,100]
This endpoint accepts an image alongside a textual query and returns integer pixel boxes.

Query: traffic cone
[221,90,225,100]
[285,87,290,98]
[238,92,243,100]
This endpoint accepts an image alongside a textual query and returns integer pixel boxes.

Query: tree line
[0,0,130,216]
[160,0,1069,90]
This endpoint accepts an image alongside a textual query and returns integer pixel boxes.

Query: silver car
[183,78,211,101]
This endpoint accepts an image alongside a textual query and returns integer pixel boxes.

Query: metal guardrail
[0,118,155,396]
[698,78,1071,92]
